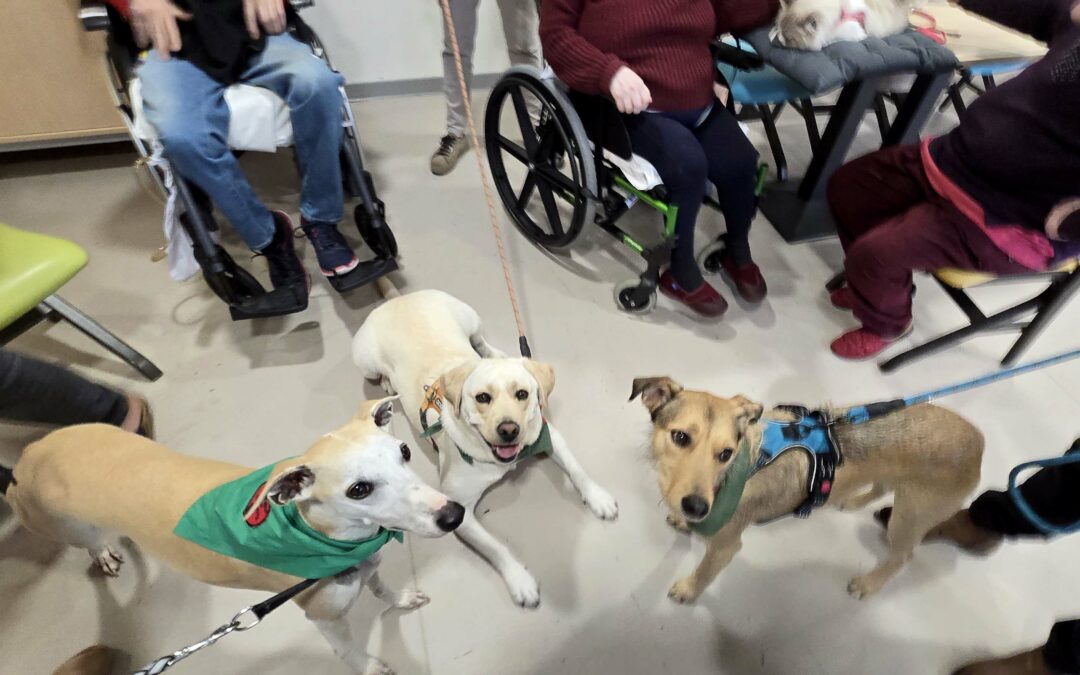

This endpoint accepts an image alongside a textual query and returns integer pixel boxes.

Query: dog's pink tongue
[495,444,521,459]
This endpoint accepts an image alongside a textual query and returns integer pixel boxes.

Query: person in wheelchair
[825,0,1080,360]
[540,0,778,318]
[109,0,361,292]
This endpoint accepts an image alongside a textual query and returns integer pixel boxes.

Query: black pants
[0,348,128,427]
[969,442,1080,674]
[622,103,758,291]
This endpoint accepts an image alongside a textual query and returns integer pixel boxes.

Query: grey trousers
[440,0,541,136]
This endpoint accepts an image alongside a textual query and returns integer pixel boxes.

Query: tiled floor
[1,92,1077,675]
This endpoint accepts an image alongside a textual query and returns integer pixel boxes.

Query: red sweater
[540,0,778,111]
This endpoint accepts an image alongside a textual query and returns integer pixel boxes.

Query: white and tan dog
[1,399,463,675]
[352,283,618,608]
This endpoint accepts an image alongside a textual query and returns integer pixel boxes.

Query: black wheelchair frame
[484,45,767,314]
[79,0,398,321]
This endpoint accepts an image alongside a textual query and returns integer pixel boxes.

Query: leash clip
[231,606,263,632]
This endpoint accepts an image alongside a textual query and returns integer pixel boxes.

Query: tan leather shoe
[52,645,115,675]
[953,647,1055,675]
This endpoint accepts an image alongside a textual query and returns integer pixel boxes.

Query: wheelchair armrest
[290,0,315,9]
[79,0,111,31]
[711,38,765,71]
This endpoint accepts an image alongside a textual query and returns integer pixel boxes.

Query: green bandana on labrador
[689,437,754,537]
[174,463,403,579]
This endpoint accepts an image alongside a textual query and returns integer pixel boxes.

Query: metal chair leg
[758,104,788,182]
[39,295,163,381]
[1002,272,1080,366]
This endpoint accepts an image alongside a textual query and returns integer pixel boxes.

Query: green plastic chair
[0,223,162,381]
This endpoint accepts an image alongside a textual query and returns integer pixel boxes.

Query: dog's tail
[375,276,400,300]
[0,465,15,497]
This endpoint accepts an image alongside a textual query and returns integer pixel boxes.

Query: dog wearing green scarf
[354,284,618,609]
[3,398,465,675]
[630,377,984,604]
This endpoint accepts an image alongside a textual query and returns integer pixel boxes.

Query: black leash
[132,577,319,674]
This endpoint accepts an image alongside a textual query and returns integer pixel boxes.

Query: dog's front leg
[547,424,618,520]
[304,574,390,674]
[456,506,541,608]
[366,571,430,610]
[669,521,747,604]
[313,616,391,675]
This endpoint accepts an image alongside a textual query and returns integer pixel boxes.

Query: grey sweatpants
[440,0,541,136]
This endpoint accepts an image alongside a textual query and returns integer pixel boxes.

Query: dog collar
[421,418,552,466]
[689,436,754,536]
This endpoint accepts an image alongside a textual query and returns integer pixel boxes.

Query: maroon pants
[826,144,1028,336]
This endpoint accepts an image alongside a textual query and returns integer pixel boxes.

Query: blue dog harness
[757,405,845,518]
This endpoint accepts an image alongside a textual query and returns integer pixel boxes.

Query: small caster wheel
[698,240,727,276]
[614,278,656,314]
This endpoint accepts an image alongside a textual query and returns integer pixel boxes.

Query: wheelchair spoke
[536,181,564,236]
[509,88,540,158]
[497,135,530,165]
[516,173,538,210]
[535,164,581,199]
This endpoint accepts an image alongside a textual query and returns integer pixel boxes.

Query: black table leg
[883,71,953,146]
[760,78,880,243]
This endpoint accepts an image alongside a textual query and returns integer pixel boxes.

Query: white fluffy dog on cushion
[775,0,915,50]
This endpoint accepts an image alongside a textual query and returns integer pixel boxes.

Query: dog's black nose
[435,501,466,532]
[681,495,710,520]
[496,422,520,442]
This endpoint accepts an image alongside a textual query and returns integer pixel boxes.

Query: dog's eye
[475,392,491,404]
[718,447,734,462]
[515,389,529,401]
[400,443,411,462]
[346,481,374,500]
[671,430,691,447]
[808,16,818,30]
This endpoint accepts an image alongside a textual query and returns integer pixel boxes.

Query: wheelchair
[483,44,768,314]
[78,0,398,321]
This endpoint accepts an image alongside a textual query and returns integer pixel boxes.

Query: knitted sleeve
[540,0,627,96]
[713,0,780,37]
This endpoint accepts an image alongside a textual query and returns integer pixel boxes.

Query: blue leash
[1008,453,1080,536]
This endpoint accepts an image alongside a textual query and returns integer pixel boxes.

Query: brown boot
[953,647,1056,675]
[875,507,1003,554]
[52,645,115,675]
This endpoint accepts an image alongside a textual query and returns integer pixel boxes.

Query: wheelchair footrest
[327,256,399,294]
[228,283,309,321]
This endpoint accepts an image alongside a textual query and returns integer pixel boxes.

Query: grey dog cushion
[739,27,959,94]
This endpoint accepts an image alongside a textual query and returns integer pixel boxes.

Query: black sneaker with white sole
[259,211,309,291]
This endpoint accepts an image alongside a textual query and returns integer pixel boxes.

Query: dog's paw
[847,574,883,600]
[666,513,691,533]
[90,546,124,577]
[668,577,701,604]
[503,565,540,609]
[362,658,395,675]
[582,483,618,521]
[394,589,430,611]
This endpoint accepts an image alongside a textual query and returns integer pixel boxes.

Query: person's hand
[1046,198,1080,240]
[609,66,652,114]
[713,82,730,106]
[244,0,287,39]
[1071,0,1079,27]
[129,0,191,60]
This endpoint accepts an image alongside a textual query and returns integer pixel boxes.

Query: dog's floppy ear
[629,377,683,415]
[523,359,555,408]
[436,363,477,412]
[356,396,399,428]
[731,395,764,433]
[244,463,316,520]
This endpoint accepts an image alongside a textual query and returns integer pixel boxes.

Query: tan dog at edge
[630,377,983,603]
[2,398,464,675]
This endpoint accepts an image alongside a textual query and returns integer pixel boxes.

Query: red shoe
[830,326,911,360]
[830,286,856,311]
[658,271,729,317]
[719,257,768,303]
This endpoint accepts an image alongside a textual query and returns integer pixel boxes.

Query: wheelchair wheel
[698,240,727,277]
[614,278,656,314]
[485,66,597,250]
[354,202,398,259]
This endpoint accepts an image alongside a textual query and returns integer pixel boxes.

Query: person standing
[430,0,542,175]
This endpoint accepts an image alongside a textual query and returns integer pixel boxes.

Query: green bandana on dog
[174,463,403,579]
[689,437,754,537]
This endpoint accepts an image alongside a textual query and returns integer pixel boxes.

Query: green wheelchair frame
[484,65,767,313]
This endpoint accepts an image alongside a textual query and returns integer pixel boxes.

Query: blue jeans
[138,34,346,250]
